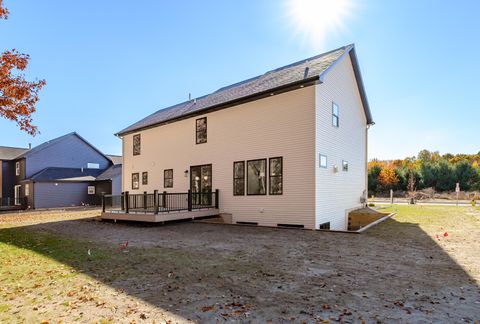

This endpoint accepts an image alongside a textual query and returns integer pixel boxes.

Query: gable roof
[117,44,373,136]
[0,146,29,160]
[16,132,111,163]
[96,164,122,181]
[106,155,122,165]
[27,167,104,182]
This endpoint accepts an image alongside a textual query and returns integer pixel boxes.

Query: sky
[0,0,479,160]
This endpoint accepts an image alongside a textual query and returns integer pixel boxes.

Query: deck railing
[0,197,28,210]
[102,189,219,214]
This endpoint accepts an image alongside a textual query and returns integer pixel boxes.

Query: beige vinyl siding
[315,54,368,230]
[122,86,316,229]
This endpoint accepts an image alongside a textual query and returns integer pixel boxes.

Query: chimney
[28,143,32,149]
[188,93,191,101]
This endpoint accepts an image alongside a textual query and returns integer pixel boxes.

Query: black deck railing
[0,197,28,210]
[102,189,219,214]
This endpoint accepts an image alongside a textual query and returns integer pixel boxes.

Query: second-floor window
[133,134,141,155]
[15,162,20,176]
[332,102,339,127]
[196,117,207,144]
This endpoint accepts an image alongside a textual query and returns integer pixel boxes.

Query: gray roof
[117,44,373,136]
[0,146,29,160]
[106,155,122,165]
[96,164,122,181]
[28,167,104,182]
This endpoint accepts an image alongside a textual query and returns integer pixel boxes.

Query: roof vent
[193,98,197,104]
[303,67,310,79]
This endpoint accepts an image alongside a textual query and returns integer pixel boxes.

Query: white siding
[122,87,317,229]
[315,54,368,230]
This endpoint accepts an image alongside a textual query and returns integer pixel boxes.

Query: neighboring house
[0,133,122,209]
[115,44,373,230]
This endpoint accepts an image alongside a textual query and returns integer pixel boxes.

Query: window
[132,173,139,189]
[25,183,29,196]
[133,134,141,156]
[247,159,266,195]
[342,160,349,172]
[319,154,327,168]
[269,157,283,195]
[15,162,20,176]
[196,117,207,144]
[164,169,173,188]
[332,102,339,127]
[233,161,245,196]
[87,163,100,169]
[142,172,148,185]
[319,222,331,230]
[87,186,95,195]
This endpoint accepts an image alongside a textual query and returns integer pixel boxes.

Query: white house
[113,44,373,230]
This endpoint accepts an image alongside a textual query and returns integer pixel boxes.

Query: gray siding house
[0,132,122,209]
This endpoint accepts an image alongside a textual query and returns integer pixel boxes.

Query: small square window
[132,173,139,190]
[87,186,95,195]
[332,102,339,127]
[142,172,148,185]
[133,134,141,156]
[319,154,327,168]
[342,160,349,172]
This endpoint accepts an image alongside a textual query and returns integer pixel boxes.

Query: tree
[378,164,399,190]
[0,2,45,135]
[455,161,478,191]
[368,164,382,194]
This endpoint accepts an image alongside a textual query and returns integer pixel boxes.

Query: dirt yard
[0,206,479,323]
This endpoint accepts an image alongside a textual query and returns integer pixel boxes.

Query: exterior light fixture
[184,170,188,177]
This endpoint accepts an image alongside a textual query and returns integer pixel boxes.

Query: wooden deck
[100,209,220,223]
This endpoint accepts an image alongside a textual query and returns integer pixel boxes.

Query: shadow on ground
[0,209,479,322]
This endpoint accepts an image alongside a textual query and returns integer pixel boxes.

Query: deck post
[143,191,147,210]
[215,189,219,209]
[162,191,167,210]
[102,194,106,213]
[154,190,159,214]
[188,189,192,211]
[125,191,130,213]
[121,192,125,210]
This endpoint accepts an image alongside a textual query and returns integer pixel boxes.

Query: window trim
[332,102,339,128]
[319,154,328,168]
[133,134,141,156]
[131,173,140,190]
[195,117,207,144]
[233,161,245,196]
[342,160,349,172]
[142,171,148,185]
[269,157,283,195]
[246,158,267,196]
[164,169,173,188]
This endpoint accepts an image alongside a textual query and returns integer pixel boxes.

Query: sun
[286,0,354,48]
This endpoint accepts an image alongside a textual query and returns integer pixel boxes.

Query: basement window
[332,102,339,127]
[319,222,331,230]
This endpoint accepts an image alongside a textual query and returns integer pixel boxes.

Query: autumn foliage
[378,164,399,189]
[0,1,45,135]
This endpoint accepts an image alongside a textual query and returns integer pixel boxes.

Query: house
[0,133,122,209]
[113,44,373,230]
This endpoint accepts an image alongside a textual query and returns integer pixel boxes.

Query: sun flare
[287,0,354,48]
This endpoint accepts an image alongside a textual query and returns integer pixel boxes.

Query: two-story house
[0,132,122,209]
[115,44,373,230]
